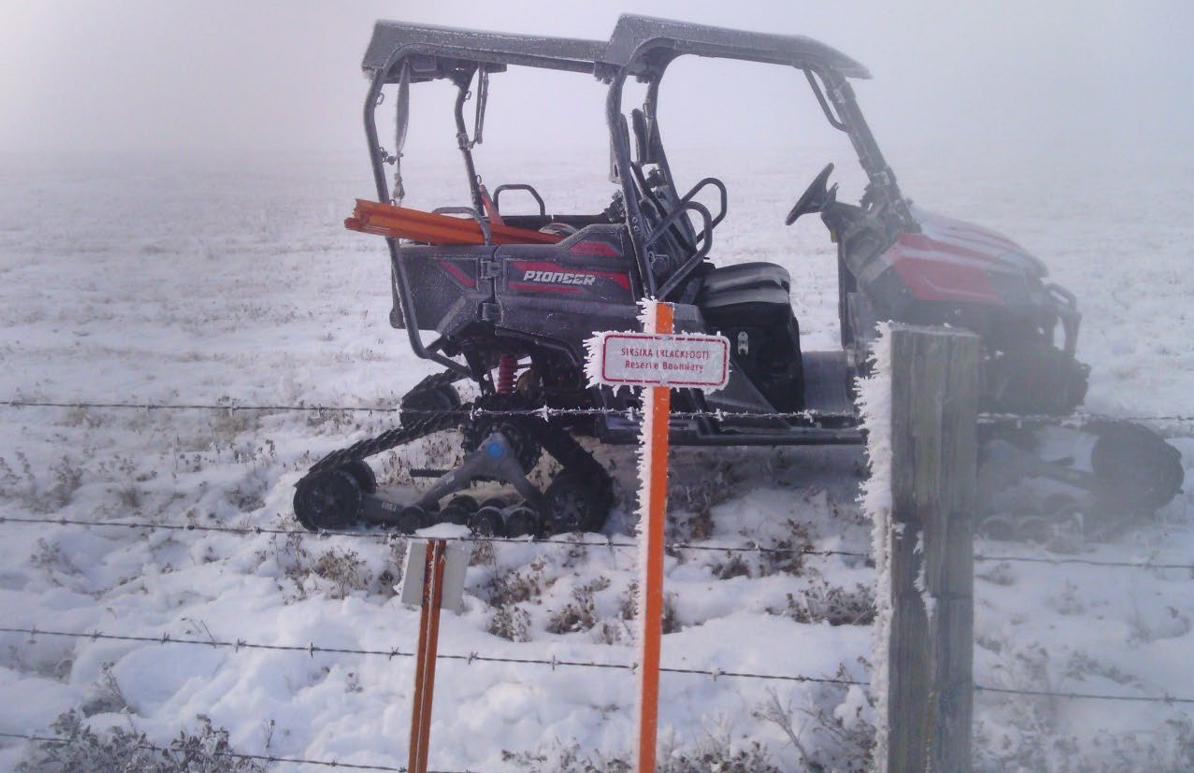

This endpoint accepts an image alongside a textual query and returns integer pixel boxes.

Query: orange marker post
[635,300,673,773]
[408,539,447,773]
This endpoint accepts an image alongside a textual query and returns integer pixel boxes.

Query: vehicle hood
[906,206,1046,277]
[877,206,1047,305]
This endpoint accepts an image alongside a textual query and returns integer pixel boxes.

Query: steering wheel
[785,163,836,226]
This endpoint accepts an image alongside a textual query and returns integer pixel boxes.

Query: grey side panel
[397,246,495,334]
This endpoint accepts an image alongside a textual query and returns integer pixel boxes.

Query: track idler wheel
[504,505,540,537]
[1090,422,1184,512]
[294,467,367,530]
[545,472,611,534]
[395,505,431,534]
[440,495,478,526]
[468,506,506,536]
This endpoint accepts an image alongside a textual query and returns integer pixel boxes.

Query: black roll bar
[805,69,847,131]
[605,70,654,296]
[654,201,715,301]
[451,70,486,217]
[688,177,728,239]
[812,66,914,228]
[364,46,471,376]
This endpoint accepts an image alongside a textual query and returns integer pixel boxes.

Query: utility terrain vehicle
[294,15,1182,537]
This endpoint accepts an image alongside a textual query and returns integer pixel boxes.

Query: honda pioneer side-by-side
[293,15,1183,537]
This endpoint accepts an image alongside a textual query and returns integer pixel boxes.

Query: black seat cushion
[698,285,793,327]
[698,262,790,298]
[698,262,793,329]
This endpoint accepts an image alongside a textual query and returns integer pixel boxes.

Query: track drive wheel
[294,468,366,531]
[545,471,611,534]
[1090,422,1184,512]
[340,460,377,494]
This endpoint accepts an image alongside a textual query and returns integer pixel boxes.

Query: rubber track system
[306,409,465,476]
[539,420,614,508]
[296,374,614,533]
[306,371,465,475]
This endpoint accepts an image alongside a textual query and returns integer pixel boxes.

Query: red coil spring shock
[496,355,517,394]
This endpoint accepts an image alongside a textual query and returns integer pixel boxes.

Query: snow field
[0,143,1193,771]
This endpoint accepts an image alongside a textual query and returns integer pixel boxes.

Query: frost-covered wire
[0,399,400,414]
[973,551,1194,572]
[8,513,1193,571]
[0,514,871,560]
[0,398,857,423]
[0,625,864,687]
[0,729,448,772]
[8,396,1194,428]
[977,410,1194,426]
[9,625,1193,704]
[973,683,1194,706]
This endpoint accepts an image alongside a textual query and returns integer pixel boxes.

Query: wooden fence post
[884,325,978,773]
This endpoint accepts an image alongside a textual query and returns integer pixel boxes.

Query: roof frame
[362,13,870,82]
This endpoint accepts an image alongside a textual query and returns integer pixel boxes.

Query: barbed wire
[9,400,1194,703]
[0,398,856,424]
[977,410,1194,427]
[8,513,1192,573]
[5,625,1189,706]
[5,396,1194,431]
[974,551,1194,572]
[0,625,864,688]
[0,729,449,772]
[0,514,871,561]
[0,399,398,414]
[974,683,1194,706]
[7,387,1194,755]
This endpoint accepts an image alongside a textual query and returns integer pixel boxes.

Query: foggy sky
[2,0,1192,158]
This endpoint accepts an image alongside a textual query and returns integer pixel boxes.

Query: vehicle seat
[698,262,790,297]
[697,262,804,411]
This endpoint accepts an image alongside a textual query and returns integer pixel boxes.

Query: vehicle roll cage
[360,15,906,374]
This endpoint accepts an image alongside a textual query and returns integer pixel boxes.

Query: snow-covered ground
[1,141,1193,772]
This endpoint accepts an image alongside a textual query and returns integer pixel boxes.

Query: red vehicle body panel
[884,209,1041,306]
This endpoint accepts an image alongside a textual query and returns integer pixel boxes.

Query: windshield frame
[604,47,912,298]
